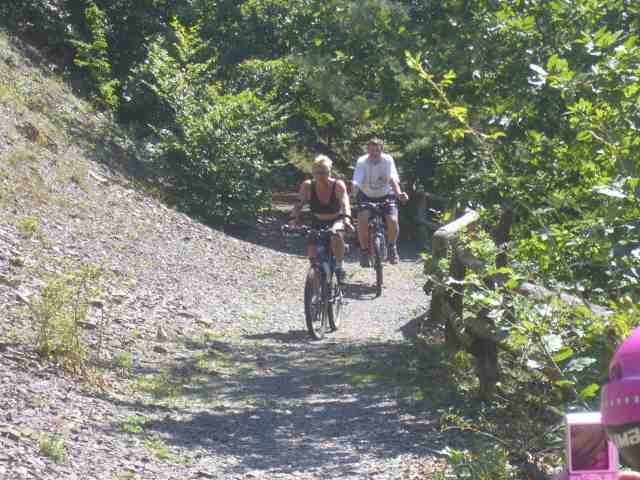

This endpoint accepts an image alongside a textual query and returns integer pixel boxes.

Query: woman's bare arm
[289,181,310,224]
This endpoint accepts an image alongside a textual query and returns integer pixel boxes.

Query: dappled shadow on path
[101,334,460,477]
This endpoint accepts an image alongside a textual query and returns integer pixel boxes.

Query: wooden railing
[424,208,610,399]
[412,191,447,246]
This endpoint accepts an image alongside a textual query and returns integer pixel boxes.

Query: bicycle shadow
[341,281,378,300]
[242,330,311,344]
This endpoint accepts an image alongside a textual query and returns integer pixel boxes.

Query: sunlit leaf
[566,357,597,373]
[576,130,592,141]
[542,334,563,353]
[580,383,600,399]
[553,347,574,363]
[554,379,575,387]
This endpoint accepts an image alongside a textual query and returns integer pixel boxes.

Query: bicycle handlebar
[281,224,311,237]
[281,218,352,238]
[353,200,396,214]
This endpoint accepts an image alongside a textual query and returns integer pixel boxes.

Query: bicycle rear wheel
[328,274,344,331]
[373,235,384,297]
[304,268,327,340]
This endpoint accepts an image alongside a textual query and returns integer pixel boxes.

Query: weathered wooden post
[427,210,480,350]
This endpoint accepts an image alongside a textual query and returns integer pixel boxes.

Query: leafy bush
[17,216,38,237]
[27,264,103,373]
[157,90,289,220]
[0,0,70,47]
[70,1,120,109]
[39,433,67,464]
[129,19,290,221]
[434,445,515,480]
[427,227,640,474]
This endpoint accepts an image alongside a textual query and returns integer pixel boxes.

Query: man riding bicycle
[352,137,408,266]
[289,155,353,283]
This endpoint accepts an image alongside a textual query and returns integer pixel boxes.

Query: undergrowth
[25,263,106,374]
[422,227,640,478]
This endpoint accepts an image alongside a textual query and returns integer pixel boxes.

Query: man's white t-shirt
[353,153,399,198]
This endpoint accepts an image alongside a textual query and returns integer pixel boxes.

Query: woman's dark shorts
[309,217,344,246]
[311,217,343,230]
[356,192,398,217]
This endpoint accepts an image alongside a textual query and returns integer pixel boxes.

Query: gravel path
[180,240,443,480]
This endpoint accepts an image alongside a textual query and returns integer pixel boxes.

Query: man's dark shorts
[356,192,398,217]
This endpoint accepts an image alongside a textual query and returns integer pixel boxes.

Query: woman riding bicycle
[288,155,353,283]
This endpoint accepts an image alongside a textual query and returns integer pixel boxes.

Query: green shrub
[121,415,146,434]
[27,263,103,373]
[143,436,175,461]
[39,433,66,464]
[70,1,120,109]
[434,446,515,480]
[127,18,290,222]
[428,227,640,474]
[17,217,38,237]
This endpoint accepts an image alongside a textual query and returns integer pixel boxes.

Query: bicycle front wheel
[373,235,384,297]
[304,268,327,340]
[328,274,344,331]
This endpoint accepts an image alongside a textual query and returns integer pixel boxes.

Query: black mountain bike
[282,223,346,340]
[356,200,396,297]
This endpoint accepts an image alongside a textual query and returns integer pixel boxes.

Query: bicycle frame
[356,200,396,296]
[309,229,335,279]
[282,223,345,339]
[367,211,387,262]
[357,201,395,258]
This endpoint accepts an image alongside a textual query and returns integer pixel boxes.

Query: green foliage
[405,0,640,305]
[17,216,38,237]
[38,433,67,464]
[121,415,146,434]
[143,435,175,461]
[132,18,290,221]
[70,2,120,109]
[431,223,640,473]
[114,351,134,376]
[27,263,103,373]
[133,370,182,400]
[0,0,70,49]
[435,445,515,480]
[461,227,636,400]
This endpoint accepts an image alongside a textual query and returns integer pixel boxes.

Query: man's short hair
[367,137,384,148]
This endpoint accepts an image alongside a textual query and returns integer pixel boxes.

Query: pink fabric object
[553,471,640,480]
[602,327,640,427]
